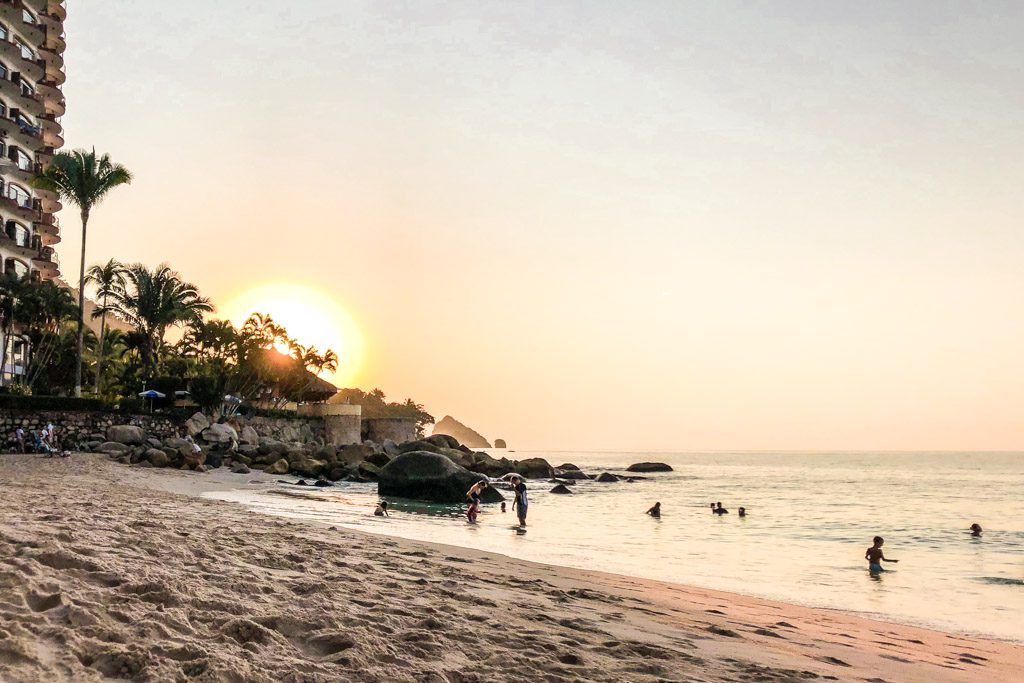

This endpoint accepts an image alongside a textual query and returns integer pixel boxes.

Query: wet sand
[0,454,1019,682]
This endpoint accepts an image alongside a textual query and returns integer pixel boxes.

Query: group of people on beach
[374,475,530,528]
[8,423,66,457]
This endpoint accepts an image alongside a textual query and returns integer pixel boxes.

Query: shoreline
[1,454,1020,682]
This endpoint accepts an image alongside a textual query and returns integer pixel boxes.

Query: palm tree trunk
[94,295,107,395]
[75,209,89,397]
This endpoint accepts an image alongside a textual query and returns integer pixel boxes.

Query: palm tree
[32,148,132,397]
[85,259,126,394]
[107,263,213,374]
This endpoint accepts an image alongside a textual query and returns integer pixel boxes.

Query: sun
[220,283,364,387]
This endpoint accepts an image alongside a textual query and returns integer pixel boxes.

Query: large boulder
[397,439,443,455]
[425,433,460,449]
[596,472,620,483]
[106,425,146,445]
[335,444,373,465]
[357,461,381,479]
[468,452,516,477]
[185,412,210,437]
[626,462,673,473]
[494,439,507,449]
[292,458,327,478]
[239,425,259,445]
[550,484,573,494]
[266,458,290,475]
[205,451,225,469]
[145,449,169,468]
[556,469,591,480]
[257,439,289,456]
[97,441,130,454]
[378,452,504,504]
[382,439,401,457]
[202,423,239,445]
[515,457,554,479]
[365,450,392,468]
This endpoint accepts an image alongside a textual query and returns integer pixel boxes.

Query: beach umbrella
[138,389,166,413]
[222,394,242,417]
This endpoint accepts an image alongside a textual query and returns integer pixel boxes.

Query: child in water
[865,536,898,573]
[466,480,488,523]
[646,502,661,518]
[374,501,389,517]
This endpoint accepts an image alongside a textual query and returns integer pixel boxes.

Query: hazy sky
[59,1,1023,450]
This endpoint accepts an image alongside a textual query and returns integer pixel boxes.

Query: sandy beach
[0,455,1019,682]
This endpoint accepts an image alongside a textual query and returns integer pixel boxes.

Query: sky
[57,1,1023,451]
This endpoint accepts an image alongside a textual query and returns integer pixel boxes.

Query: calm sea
[206,451,1024,641]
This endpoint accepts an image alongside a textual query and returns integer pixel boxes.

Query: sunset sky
[58,1,1022,451]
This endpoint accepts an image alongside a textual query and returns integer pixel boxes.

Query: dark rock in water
[313,479,332,487]
[550,484,573,494]
[595,472,620,483]
[357,461,381,479]
[379,451,505,504]
[295,479,309,486]
[515,457,554,479]
[557,463,580,471]
[494,439,507,449]
[365,450,392,468]
[555,469,591,480]
[626,462,673,473]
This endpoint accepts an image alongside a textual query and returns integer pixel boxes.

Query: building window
[18,78,33,98]
[4,258,28,278]
[16,39,33,62]
[0,62,7,81]
[0,100,6,118]
[6,221,29,248]
[22,10,36,26]
[0,25,7,42]
[13,148,31,171]
[7,183,31,209]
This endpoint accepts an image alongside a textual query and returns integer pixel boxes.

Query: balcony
[33,244,58,268]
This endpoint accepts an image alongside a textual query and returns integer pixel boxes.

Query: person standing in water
[738,507,746,517]
[466,480,488,523]
[865,536,898,573]
[510,475,528,527]
[646,502,661,518]
[969,523,983,537]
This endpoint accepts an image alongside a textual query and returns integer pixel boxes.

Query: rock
[365,450,392,468]
[145,449,169,467]
[106,425,146,445]
[595,472,619,483]
[128,447,147,464]
[626,462,673,473]
[313,445,337,462]
[313,479,332,487]
[146,437,163,449]
[514,457,554,479]
[97,441,130,454]
[550,484,573,494]
[266,458,290,475]
[357,461,381,479]
[233,454,252,466]
[382,439,400,457]
[236,444,258,457]
[257,439,289,456]
[205,451,225,469]
[555,469,591,480]
[202,423,238,445]
[239,425,259,445]
[327,465,351,481]
[336,444,373,465]
[557,463,580,471]
[184,447,206,470]
[292,458,327,478]
[378,452,505,504]
[397,439,444,455]
[185,412,210,437]
[231,462,251,474]
[494,439,507,449]
[425,433,460,449]
[468,452,516,477]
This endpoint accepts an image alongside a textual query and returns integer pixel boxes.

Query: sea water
[205,451,1024,641]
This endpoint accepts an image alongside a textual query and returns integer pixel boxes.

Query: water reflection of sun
[220,283,363,386]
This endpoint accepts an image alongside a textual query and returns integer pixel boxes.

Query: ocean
[205,450,1024,642]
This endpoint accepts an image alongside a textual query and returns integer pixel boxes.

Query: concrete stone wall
[232,415,325,444]
[0,410,179,448]
[363,417,418,444]
[296,404,361,446]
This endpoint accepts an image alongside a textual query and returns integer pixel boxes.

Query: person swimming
[713,502,729,515]
[865,536,898,573]
[646,502,661,518]
[374,501,389,517]
[970,523,983,537]
[738,507,746,517]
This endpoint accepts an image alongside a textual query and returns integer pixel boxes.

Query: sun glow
[220,283,364,387]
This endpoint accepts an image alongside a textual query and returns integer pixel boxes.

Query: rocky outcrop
[550,484,573,494]
[378,452,504,504]
[106,425,145,445]
[625,462,673,473]
[431,416,491,449]
[555,469,591,481]
[202,423,238,446]
[493,439,507,449]
[595,472,620,482]
[185,412,210,437]
[515,457,554,479]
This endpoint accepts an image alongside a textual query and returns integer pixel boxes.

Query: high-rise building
[0,1,65,382]
[0,0,65,283]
